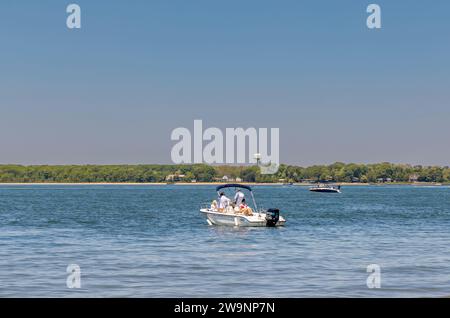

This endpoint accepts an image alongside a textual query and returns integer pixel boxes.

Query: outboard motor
[265,208,280,227]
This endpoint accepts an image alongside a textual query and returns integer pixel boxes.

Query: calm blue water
[1,184,450,297]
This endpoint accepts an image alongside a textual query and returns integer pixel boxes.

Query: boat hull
[200,209,286,227]
[309,188,340,193]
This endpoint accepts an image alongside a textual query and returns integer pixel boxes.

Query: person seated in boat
[210,200,218,211]
[218,192,231,212]
[239,199,253,216]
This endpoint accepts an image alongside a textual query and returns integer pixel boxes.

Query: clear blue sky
[1,1,449,166]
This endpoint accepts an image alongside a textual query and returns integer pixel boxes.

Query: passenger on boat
[239,199,253,216]
[210,200,218,211]
[218,192,231,212]
[234,189,245,206]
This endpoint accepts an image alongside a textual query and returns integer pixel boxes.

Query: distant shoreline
[2,163,449,184]
[0,182,447,186]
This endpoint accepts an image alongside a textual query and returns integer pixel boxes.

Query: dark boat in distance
[309,184,341,193]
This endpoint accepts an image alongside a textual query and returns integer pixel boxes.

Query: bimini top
[216,184,252,192]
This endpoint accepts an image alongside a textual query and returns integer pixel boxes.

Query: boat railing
[201,202,267,215]
[255,206,268,214]
[200,203,228,212]
[201,203,215,211]
[311,184,338,188]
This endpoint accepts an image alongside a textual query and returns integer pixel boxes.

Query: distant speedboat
[309,184,341,193]
[200,184,286,227]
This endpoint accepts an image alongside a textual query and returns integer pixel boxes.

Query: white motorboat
[309,184,341,193]
[200,184,286,227]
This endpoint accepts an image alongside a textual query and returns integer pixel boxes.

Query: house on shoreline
[213,175,242,183]
[165,174,186,182]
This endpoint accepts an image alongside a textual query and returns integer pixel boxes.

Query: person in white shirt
[218,192,231,211]
[234,189,245,206]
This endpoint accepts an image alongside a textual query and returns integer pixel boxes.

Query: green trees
[443,168,450,182]
[0,163,448,183]
[274,163,449,183]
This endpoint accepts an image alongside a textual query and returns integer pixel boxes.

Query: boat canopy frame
[216,184,258,211]
[215,184,252,192]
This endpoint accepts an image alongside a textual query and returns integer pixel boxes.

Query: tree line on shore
[0,162,449,183]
